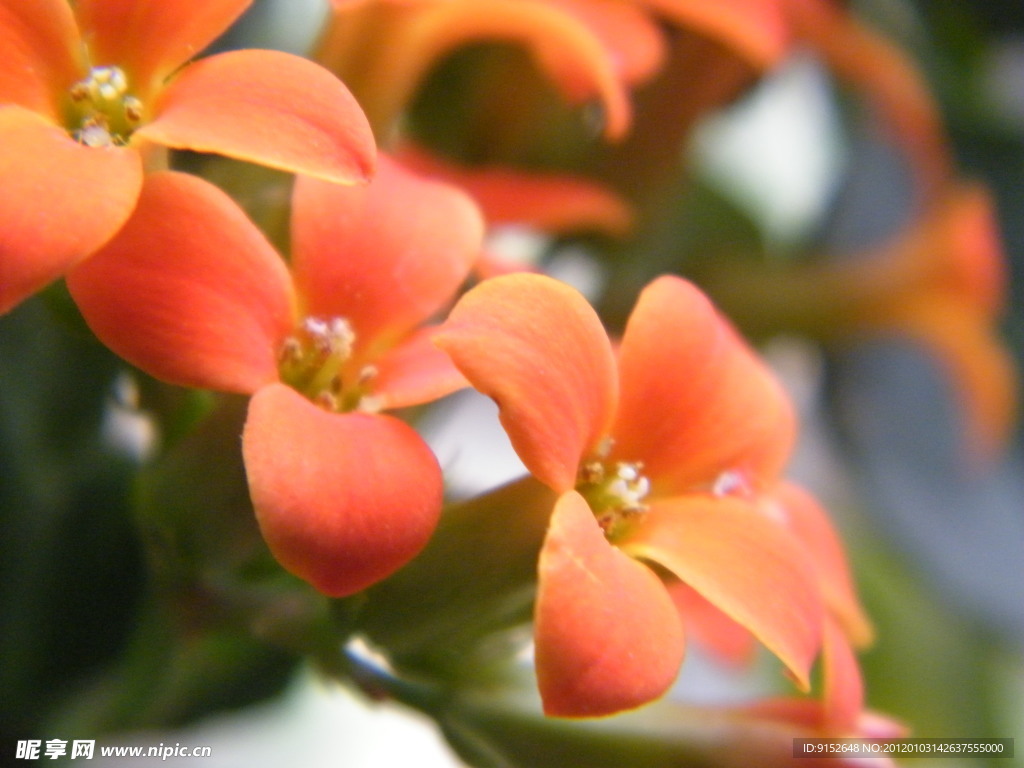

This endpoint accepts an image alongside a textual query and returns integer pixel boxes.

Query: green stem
[336,644,450,716]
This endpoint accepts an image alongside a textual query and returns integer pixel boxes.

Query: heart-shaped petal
[291,155,482,352]
[243,383,443,597]
[612,275,795,495]
[535,491,684,717]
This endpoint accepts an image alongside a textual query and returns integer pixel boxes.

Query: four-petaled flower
[0,0,375,314]
[67,156,483,597]
[436,273,827,716]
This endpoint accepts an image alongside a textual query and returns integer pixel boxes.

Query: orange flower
[784,0,953,199]
[317,0,791,140]
[436,273,825,717]
[777,0,1015,461]
[317,0,656,139]
[703,181,1016,464]
[0,0,376,314]
[66,156,484,597]
[850,183,1018,461]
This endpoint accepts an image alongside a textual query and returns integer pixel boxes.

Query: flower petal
[138,49,376,185]
[784,0,951,194]
[291,154,483,351]
[900,183,1015,460]
[611,275,796,495]
[821,617,864,734]
[395,144,634,237]
[888,299,1019,464]
[243,383,443,597]
[666,580,755,666]
[320,0,632,139]
[540,0,666,86]
[0,107,141,314]
[938,183,1007,316]
[435,274,618,492]
[535,491,685,717]
[0,0,80,115]
[642,0,791,70]
[740,622,869,737]
[618,495,823,689]
[74,0,252,94]
[67,171,293,393]
[372,326,469,410]
[843,183,1016,461]
[765,483,873,648]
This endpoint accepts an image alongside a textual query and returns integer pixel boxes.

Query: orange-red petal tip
[243,384,443,597]
[536,491,685,717]
[435,274,617,493]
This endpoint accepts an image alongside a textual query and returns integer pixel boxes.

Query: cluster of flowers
[2,0,1014,759]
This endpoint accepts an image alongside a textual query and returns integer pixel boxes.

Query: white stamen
[357,365,378,385]
[582,459,650,517]
[594,436,615,459]
[357,395,384,414]
[712,469,751,498]
[68,65,142,146]
[302,316,355,358]
[616,463,639,482]
[75,123,114,147]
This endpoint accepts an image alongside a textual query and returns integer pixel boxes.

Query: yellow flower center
[576,445,650,538]
[66,66,145,147]
[277,317,381,413]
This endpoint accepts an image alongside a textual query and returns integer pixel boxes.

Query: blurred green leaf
[0,298,144,736]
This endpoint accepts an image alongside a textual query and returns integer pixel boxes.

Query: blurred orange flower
[317,0,650,138]
[848,183,1018,462]
[784,0,953,199]
[317,0,791,140]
